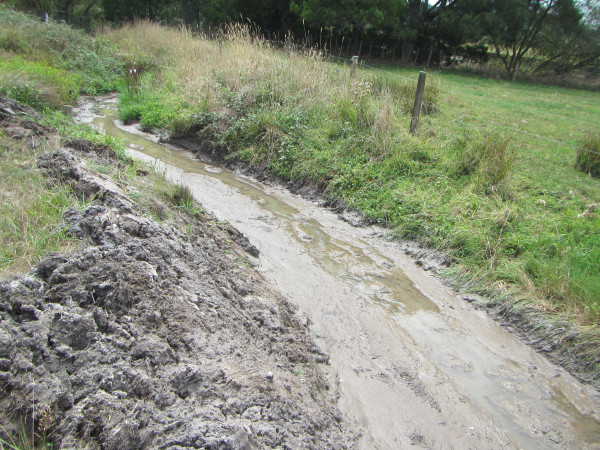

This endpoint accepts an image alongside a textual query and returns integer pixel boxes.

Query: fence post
[410,71,427,134]
[350,55,359,78]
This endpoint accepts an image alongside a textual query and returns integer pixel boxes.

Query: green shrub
[575,133,600,178]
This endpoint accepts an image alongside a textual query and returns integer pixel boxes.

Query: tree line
[6,0,600,80]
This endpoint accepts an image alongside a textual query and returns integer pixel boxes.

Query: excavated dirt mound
[0,99,356,448]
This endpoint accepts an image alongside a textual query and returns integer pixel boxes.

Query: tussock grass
[103,22,600,325]
[169,184,194,210]
[575,133,600,178]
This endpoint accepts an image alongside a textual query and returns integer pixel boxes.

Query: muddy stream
[77,97,600,449]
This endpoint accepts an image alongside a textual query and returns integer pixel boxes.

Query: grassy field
[0,7,598,327]
[102,22,600,326]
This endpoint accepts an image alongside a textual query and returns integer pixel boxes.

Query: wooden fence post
[350,55,359,78]
[410,71,427,134]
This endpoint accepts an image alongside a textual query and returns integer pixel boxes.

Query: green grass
[0,56,81,109]
[575,133,600,178]
[0,4,123,110]
[0,134,82,274]
[102,23,600,324]
[42,111,129,161]
[378,66,600,319]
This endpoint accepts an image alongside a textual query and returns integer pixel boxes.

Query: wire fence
[328,54,600,158]
[244,35,600,158]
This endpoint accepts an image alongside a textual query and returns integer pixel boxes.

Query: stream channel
[77,97,600,449]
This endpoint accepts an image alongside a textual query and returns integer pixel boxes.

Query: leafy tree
[100,0,178,22]
[481,0,581,79]
[291,0,405,53]
[533,0,600,74]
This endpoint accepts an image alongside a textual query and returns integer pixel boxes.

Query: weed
[453,132,516,195]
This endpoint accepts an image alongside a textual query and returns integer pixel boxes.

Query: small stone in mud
[265,371,274,382]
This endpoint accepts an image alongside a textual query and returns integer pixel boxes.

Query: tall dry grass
[103,21,439,150]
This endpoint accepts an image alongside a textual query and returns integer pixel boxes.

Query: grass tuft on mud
[103,22,600,327]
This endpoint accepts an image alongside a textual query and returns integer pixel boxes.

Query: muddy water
[78,98,600,449]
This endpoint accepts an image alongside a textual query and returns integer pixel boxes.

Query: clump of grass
[575,132,600,178]
[170,184,194,210]
[368,72,440,114]
[42,112,129,162]
[0,73,62,111]
[0,58,81,110]
[454,132,516,194]
[0,136,81,274]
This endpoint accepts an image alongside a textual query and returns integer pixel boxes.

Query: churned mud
[0,97,355,448]
[80,96,600,449]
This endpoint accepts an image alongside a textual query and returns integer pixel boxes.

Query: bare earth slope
[0,98,355,449]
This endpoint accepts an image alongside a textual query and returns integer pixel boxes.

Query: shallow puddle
[80,97,600,449]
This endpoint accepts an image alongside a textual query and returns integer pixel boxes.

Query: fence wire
[258,36,600,158]
[329,54,600,158]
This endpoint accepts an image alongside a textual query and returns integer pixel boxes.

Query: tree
[482,0,581,79]
[532,0,600,74]
[290,0,405,55]
[100,0,177,22]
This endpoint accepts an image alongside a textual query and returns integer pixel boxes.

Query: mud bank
[0,98,355,448]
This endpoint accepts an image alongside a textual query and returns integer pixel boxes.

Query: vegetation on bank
[99,22,600,327]
[0,6,598,330]
[0,131,80,274]
[6,0,600,84]
[0,5,125,273]
[0,5,122,106]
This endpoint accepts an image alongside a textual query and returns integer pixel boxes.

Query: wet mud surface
[77,96,600,449]
[0,97,355,448]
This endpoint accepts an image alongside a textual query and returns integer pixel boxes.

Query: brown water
[79,97,600,449]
